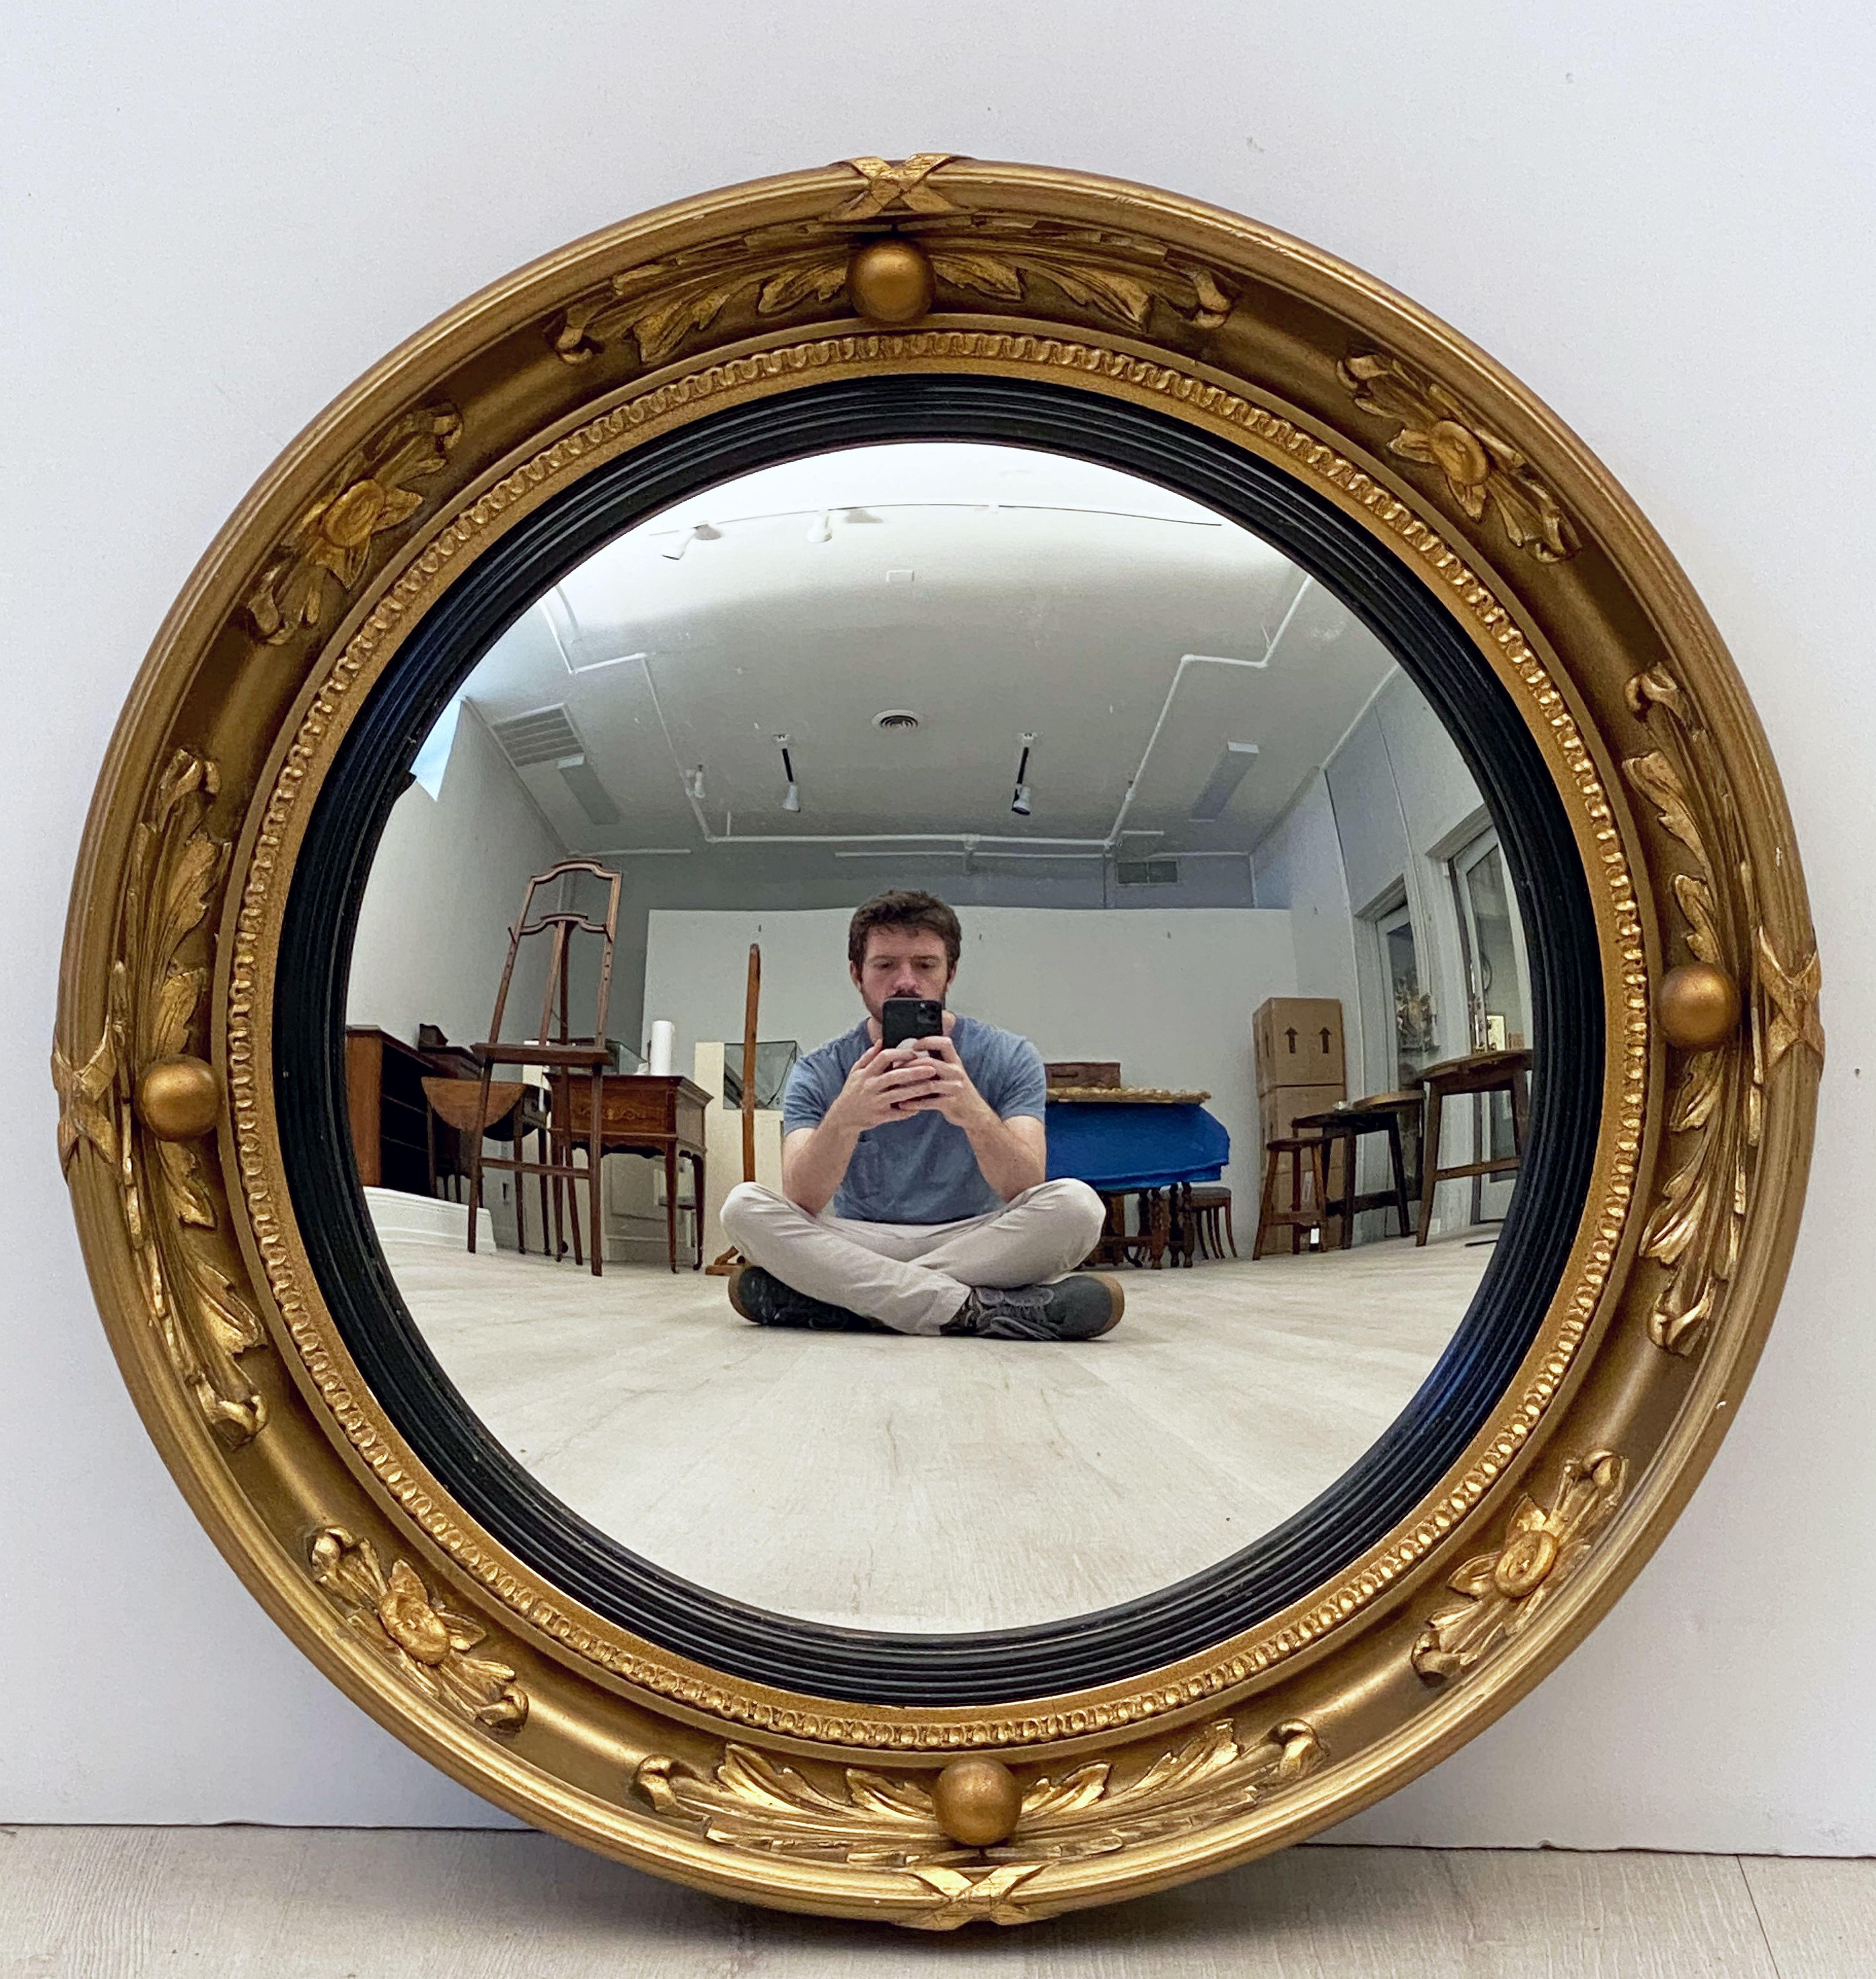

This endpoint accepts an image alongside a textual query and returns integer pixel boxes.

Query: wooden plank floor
[2,1829,1869,1976]
[386,1230,1492,1632]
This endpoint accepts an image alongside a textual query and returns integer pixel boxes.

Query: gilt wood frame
[55,157,1820,1928]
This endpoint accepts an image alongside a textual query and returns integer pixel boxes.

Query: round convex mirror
[63,157,1817,1921]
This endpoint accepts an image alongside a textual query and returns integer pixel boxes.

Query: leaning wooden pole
[707,941,761,1274]
[740,941,760,1184]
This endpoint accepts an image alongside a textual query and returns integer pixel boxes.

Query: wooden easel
[705,941,761,1275]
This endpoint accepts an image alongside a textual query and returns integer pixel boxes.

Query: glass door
[1379,900,1440,1093]
[1450,832,1530,1223]
[1374,898,1439,1218]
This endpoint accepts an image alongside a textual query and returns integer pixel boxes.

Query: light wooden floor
[3,1829,1869,1976]
[386,1231,1493,1632]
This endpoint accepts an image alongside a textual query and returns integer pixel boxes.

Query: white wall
[347,705,568,1051]
[1253,769,1365,1081]
[643,905,1298,1201]
[7,3,1872,1854]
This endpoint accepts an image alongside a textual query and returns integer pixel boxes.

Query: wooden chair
[1415,1048,1532,1246]
[465,860,622,1277]
[1187,1183,1236,1259]
[1253,1139,1329,1259]
[422,1076,557,1255]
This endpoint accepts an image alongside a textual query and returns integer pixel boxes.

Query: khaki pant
[720,1179,1106,1335]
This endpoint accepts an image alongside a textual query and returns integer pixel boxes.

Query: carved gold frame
[55,157,1821,1927]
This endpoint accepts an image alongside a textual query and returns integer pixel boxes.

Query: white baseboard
[364,1186,496,1252]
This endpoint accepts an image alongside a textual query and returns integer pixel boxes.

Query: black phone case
[880,998,945,1048]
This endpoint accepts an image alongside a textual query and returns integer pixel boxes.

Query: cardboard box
[1260,1082,1349,1147]
[1254,997,1346,1095]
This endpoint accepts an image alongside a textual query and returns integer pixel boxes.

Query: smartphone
[880,997,946,1049]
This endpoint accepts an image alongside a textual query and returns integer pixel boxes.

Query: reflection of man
[721,891,1120,1340]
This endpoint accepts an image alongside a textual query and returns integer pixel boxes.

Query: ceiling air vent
[1116,858,1181,887]
[873,709,921,731]
[488,704,619,830]
[489,704,583,768]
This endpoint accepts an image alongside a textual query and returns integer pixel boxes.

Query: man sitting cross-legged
[720,890,1120,1341]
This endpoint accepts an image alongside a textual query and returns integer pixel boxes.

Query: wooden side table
[346,1025,475,1196]
[551,1073,710,1273]
[1290,1104,1415,1248]
[1415,1048,1532,1246]
[422,1077,558,1258]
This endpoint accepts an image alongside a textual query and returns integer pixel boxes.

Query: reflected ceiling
[456,444,1399,864]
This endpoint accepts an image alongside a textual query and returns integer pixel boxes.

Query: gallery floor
[384,1229,1494,1631]
[7,1828,1869,1976]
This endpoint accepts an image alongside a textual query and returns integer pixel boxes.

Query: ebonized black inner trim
[275,373,1603,1705]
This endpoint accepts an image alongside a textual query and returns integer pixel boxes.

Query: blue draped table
[1045,1094,1230,1267]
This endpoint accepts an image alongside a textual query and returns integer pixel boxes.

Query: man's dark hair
[847,890,963,972]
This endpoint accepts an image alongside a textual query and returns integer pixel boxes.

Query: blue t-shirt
[781,1016,1048,1224]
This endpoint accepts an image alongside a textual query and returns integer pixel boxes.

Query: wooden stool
[1416,1048,1532,1245]
[1289,1105,1414,1249]
[423,1076,561,1259]
[1253,1139,1328,1259]
[1187,1183,1236,1258]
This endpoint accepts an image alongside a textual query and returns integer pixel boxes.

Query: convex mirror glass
[344,441,1536,1632]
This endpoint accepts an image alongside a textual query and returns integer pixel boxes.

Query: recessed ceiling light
[873,710,921,731]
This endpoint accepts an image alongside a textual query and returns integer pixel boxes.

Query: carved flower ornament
[1413,1451,1627,1684]
[309,1528,528,1732]
[1340,352,1579,562]
[245,406,461,643]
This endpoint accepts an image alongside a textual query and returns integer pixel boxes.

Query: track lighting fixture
[1010,733,1036,817]
[660,521,721,561]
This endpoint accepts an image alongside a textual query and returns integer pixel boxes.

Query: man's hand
[899,1035,1045,1200]
[784,1037,1047,1214]
[824,1042,949,1132]
[893,1034,996,1129]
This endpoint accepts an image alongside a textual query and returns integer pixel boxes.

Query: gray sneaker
[942,1274,1125,1341]
[727,1266,888,1333]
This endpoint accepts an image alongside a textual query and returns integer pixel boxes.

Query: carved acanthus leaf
[635,1715,1323,1907]
[925,229,1232,334]
[1622,676,1819,1354]
[54,748,268,1441]
[552,211,1236,369]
